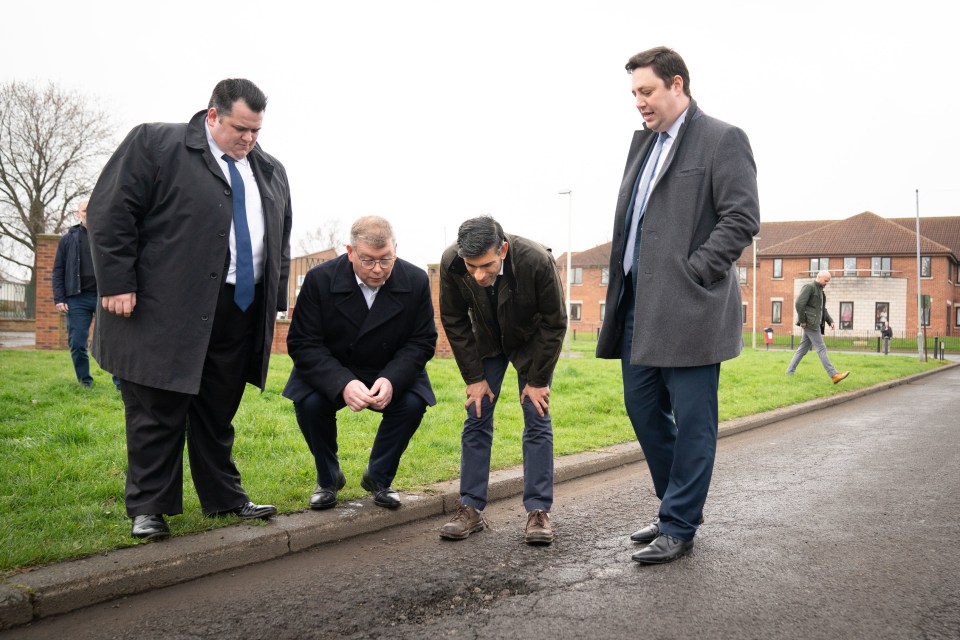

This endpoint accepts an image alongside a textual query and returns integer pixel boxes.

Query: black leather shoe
[631,515,704,543]
[630,518,660,544]
[631,534,694,564]
[211,501,277,520]
[310,471,347,510]
[131,514,170,540]
[360,470,401,509]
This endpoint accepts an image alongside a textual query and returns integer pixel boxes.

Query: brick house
[739,212,960,339]
[555,243,611,337]
[553,211,960,344]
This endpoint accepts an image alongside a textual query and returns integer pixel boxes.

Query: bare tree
[297,218,347,256]
[0,81,114,302]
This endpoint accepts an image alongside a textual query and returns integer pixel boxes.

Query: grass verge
[0,345,945,573]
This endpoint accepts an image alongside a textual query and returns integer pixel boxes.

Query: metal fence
[0,282,31,320]
[746,327,958,355]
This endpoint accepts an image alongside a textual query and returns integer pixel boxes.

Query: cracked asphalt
[5,366,960,640]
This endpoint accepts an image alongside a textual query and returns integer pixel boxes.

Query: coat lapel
[330,256,368,329]
[357,262,413,338]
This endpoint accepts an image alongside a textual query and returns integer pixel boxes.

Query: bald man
[786,270,851,384]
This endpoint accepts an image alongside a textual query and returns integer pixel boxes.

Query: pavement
[1,354,957,630]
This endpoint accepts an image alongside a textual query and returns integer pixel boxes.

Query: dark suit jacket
[596,98,760,367]
[87,110,292,394]
[282,254,437,407]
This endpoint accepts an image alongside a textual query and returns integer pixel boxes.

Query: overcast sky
[5,0,958,269]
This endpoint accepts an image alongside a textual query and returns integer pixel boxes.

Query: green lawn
[0,345,945,574]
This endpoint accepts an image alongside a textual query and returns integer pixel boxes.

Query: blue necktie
[222,154,255,311]
[623,131,669,275]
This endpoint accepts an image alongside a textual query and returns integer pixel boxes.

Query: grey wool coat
[87,110,293,394]
[596,99,760,367]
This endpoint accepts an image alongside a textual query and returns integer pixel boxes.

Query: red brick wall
[427,264,451,357]
[34,233,68,350]
[558,264,606,336]
[743,255,959,338]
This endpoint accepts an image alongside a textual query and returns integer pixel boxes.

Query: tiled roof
[888,216,960,258]
[761,212,951,256]
[556,243,612,267]
[576,213,959,268]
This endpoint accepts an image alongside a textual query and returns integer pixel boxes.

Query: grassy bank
[0,345,945,573]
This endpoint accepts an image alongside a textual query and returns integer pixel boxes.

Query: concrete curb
[2,361,956,628]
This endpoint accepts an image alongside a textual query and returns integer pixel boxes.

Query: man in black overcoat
[283,216,436,510]
[88,79,293,540]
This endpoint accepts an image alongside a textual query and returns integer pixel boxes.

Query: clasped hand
[343,377,393,412]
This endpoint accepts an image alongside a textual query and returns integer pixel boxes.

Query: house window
[844,257,857,276]
[955,306,960,327]
[771,301,782,325]
[875,302,889,330]
[840,301,854,330]
[922,304,931,327]
[570,303,581,321]
[599,303,606,322]
[809,257,829,276]
[871,256,892,277]
[742,303,747,324]
[571,268,583,285]
[738,267,748,284]
[921,256,932,278]
[297,274,306,285]
[772,258,783,279]
[600,268,609,285]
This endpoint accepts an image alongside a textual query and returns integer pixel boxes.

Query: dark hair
[208,78,268,114]
[625,46,691,98]
[456,215,505,259]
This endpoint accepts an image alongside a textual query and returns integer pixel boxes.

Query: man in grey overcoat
[596,47,760,564]
[88,79,293,540]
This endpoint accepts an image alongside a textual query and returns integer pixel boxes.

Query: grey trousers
[458,353,554,512]
[786,326,838,377]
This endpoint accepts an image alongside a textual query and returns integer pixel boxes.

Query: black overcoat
[282,254,437,407]
[87,110,293,394]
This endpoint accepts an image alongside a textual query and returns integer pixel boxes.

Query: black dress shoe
[310,471,347,510]
[631,515,704,543]
[360,470,401,509]
[211,501,277,520]
[131,514,170,540]
[631,534,694,564]
[630,518,660,544]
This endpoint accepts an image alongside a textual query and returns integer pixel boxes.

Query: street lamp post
[558,190,573,353]
[915,189,925,361]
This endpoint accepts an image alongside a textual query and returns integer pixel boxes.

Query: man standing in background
[52,198,118,389]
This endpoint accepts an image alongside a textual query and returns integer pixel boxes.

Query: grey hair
[350,216,395,249]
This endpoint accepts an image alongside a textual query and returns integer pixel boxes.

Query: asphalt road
[6,367,960,640]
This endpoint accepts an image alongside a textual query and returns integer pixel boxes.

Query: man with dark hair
[88,78,293,540]
[283,216,436,510]
[596,47,760,563]
[438,215,566,545]
[52,198,118,390]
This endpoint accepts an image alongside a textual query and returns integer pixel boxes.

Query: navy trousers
[293,388,426,489]
[458,353,554,512]
[620,284,719,541]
